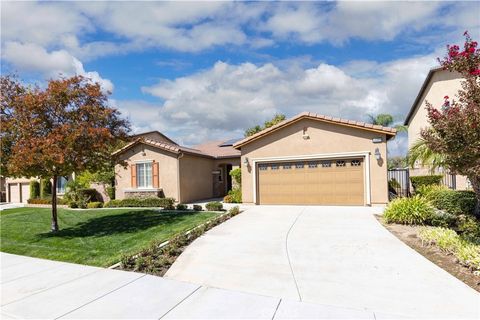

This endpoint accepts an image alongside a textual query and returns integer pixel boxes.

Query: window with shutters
[136,162,153,188]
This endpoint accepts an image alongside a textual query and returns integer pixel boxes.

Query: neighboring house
[233,112,396,206]
[404,67,470,190]
[5,176,70,204]
[113,131,241,203]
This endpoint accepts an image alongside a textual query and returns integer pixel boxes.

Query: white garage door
[8,184,20,203]
[20,183,30,203]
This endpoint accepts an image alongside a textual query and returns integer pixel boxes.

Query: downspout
[177,152,184,203]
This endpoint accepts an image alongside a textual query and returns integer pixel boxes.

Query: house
[404,67,470,190]
[233,112,395,205]
[113,131,241,203]
[115,112,396,206]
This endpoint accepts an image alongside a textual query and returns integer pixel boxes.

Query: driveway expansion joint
[285,207,305,302]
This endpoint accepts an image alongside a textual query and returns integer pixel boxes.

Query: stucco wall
[240,118,389,205]
[407,70,471,189]
[115,144,179,200]
[408,70,462,149]
[178,154,215,203]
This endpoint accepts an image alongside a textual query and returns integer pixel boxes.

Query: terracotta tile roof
[113,138,240,159]
[233,112,397,149]
[194,140,241,158]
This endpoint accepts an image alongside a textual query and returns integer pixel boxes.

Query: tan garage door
[257,158,364,205]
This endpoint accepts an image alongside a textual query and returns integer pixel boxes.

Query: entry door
[257,158,364,205]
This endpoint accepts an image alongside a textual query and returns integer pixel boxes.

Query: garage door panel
[258,158,364,205]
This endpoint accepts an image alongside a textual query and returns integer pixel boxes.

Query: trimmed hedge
[104,197,175,208]
[193,204,203,211]
[176,203,188,210]
[428,189,477,216]
[29,180,40,199]
[224,188,241,203]
[27,198,68,205]
[87,202,103,209]
[410,175,443,191]
[205,201,223,211]
[383,196,435,225]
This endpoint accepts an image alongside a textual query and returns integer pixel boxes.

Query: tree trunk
[468,174,480,217]
[51,176,59,232]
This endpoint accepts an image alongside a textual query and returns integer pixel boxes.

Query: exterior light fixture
[374,148,381,160]
[243,157,249,166]
[302,127,310,140]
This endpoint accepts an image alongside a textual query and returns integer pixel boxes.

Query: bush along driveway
[0,207,220,267]
[382,185,480,290]
[120,206,241,276]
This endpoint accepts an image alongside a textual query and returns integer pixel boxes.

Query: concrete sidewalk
[1,252,392,319]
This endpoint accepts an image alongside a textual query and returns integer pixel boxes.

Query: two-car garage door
[257,158,364,205]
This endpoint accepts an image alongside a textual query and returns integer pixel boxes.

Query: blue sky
[1,1,479,156]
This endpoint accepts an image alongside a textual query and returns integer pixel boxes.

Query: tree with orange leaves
[1,75,130,231]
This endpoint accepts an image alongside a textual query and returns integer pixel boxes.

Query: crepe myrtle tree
[422,31,480,215]
[1,75,130,231]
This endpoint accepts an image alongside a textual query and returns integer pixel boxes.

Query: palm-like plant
[407,138,446,173]
[368,113,407,132]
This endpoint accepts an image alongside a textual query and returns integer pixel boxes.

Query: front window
[136,162,152,188]
[57,177,68,194]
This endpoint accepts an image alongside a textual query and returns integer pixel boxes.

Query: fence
[387,169,410,198]
[387,169,457,198]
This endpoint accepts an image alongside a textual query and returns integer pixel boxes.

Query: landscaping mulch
[376,215,480,292]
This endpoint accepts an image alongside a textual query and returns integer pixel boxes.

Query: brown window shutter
[131,164,137,188]
[153,161,159,188]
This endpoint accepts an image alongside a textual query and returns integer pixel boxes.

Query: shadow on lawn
[38,210,197,239]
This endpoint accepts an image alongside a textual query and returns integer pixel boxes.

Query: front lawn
[0,207,219,267]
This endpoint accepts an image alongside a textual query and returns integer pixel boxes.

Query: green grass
[0,207,219,267]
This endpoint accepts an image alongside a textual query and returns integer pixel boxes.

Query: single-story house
[233,112,395,206]
[404,67,470,190]
[115,112,396,206]
[112,131,241,203]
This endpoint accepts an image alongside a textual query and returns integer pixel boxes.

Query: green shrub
[106,186,115,200]
[78,188,99,202]
[224,188,241,203]
[415,185,448,199]
[383,196,435,225]
[104,197,175,208]
[193,204,203,211]
[429,189,477,216]
[410,175,443,191]
[388,178,401,189]
[456,214,480,240]
[419,226,480,271]
[228,206,240,216]
[205,201,223,211]
[176,203,188,210]
[27,198,67,205]
[29,180,40,199]
[230,168,241,185]
[40,179,52,198]
[87,202,103,209]
[430,210,457,228]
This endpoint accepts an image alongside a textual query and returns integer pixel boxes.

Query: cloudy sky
[1,1,479,155]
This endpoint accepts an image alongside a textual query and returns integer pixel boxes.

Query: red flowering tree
[421,31,480,215]
[1,75,130,231]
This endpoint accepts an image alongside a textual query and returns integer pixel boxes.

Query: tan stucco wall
[408,70,462,150]
[178,155,215,203]
[115,144,179,200]
[239,118,389,205]
[407,70,471,189]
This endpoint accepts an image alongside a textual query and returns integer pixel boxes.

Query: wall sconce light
[374,148,381,160]
[243,157,249,166]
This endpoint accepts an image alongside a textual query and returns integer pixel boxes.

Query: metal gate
[387,169,410,198]
[442,173,457,190]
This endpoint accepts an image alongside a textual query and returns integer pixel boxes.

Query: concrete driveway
[166,205,480,319]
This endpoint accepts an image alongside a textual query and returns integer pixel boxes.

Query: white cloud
[139,53,439,154]
[2,42,114,93]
